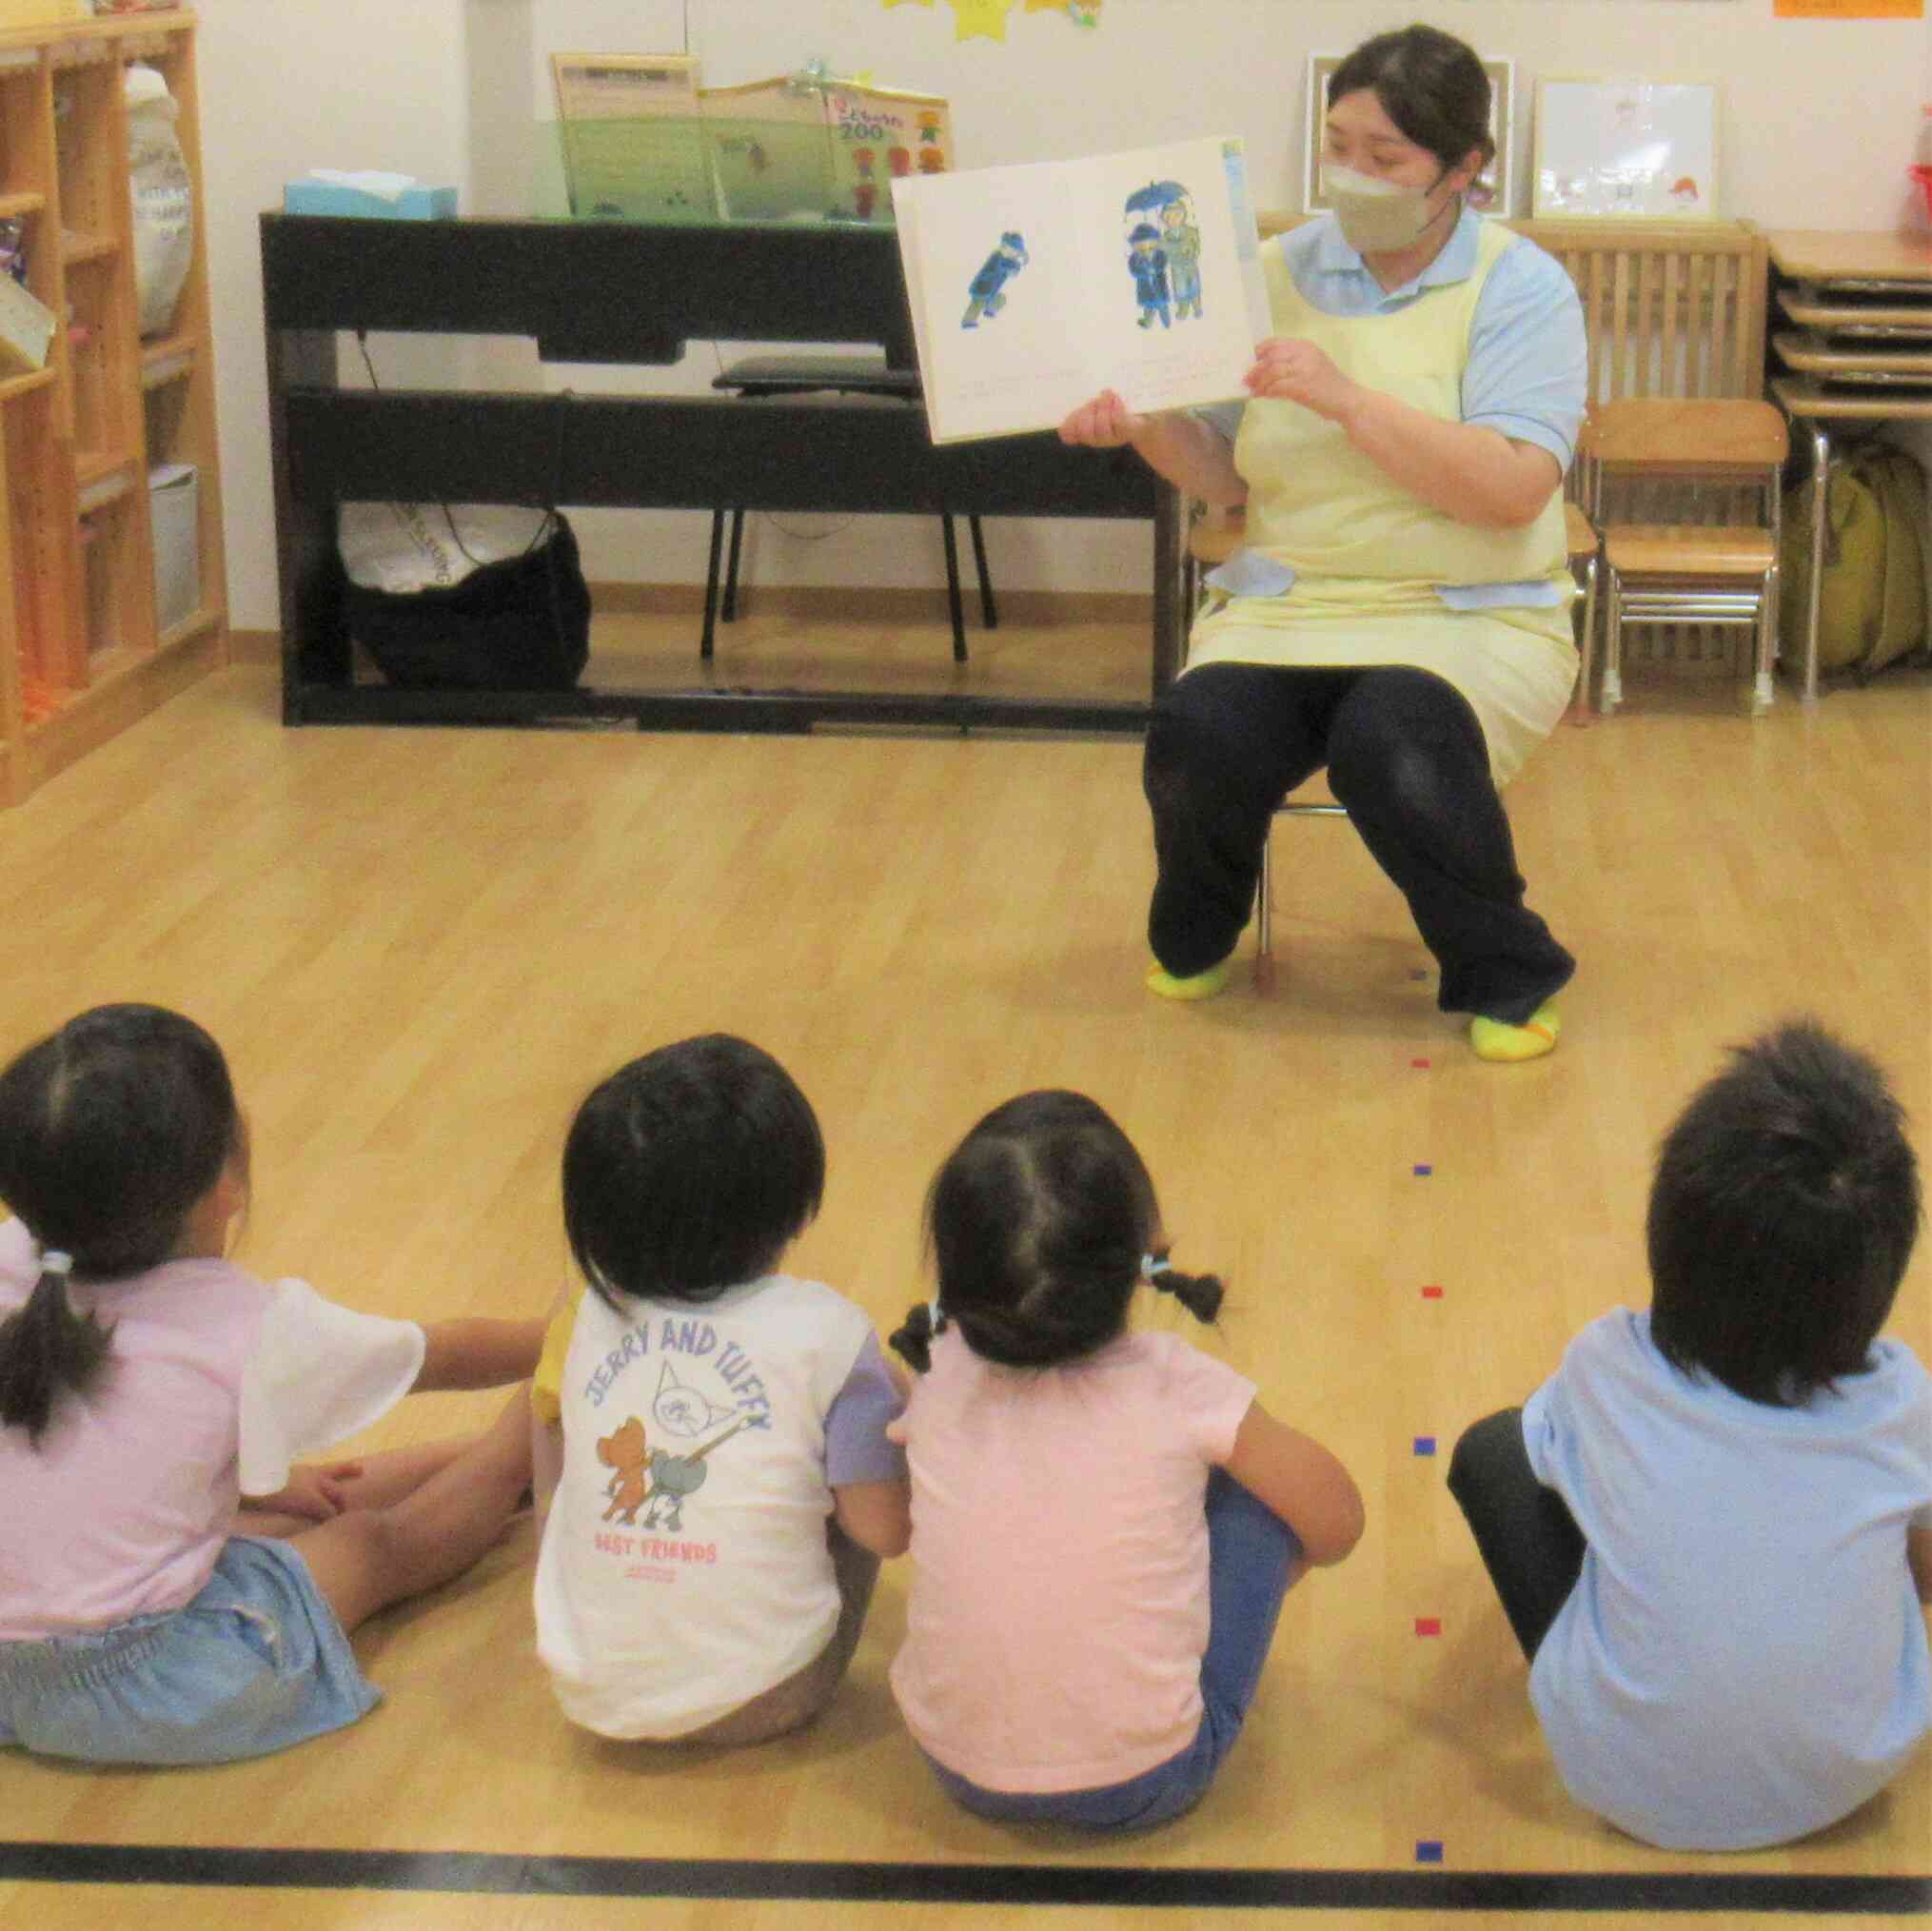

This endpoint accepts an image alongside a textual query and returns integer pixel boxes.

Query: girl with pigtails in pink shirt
[888,1089,1363,1828]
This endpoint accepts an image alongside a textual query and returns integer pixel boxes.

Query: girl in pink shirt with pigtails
[0,1003,542,1765]
[887,1089,1363,1828]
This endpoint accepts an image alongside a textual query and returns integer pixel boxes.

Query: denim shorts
[0,1534,382,1766]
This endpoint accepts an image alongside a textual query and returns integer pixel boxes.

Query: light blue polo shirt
[1198,207,1587,473]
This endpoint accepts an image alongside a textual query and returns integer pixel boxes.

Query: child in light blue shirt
[1449,1019,1932,1850]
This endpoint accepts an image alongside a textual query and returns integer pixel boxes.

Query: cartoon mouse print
[595,1362,752,1533]
[598,1415,652,1525]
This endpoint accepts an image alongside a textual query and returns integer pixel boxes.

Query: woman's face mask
[1320,162,1450,255]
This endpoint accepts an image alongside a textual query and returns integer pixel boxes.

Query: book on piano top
[891,134,1268,445]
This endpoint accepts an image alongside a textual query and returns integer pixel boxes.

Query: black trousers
[1446,1407,1587,1662]
[1141,663,1574,1023]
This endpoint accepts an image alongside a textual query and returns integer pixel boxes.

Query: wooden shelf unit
[0,10,226,806]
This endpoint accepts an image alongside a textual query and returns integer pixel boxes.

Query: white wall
[199,0,1932,629]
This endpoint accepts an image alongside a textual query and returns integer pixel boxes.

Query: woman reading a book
[1059,24,1586,1064]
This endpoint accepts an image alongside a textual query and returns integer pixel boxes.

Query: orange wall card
[1775,0,1921,16]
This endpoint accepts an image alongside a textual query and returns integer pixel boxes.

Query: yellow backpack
[1780,444,1929,678]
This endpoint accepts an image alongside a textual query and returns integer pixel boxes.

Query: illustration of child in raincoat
[961,230,1029,328]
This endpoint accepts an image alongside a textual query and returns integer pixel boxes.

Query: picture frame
[1531,77,1721,221]
[1303,54,1514,218]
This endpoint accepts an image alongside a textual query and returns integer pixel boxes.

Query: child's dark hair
[891,1090,1222,1373]
[1328,24,1496,177]
[0,1004,241,1444]
[562,1034,825,1311]
[1647,1020,1922,1407]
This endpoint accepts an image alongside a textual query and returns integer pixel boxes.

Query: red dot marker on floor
[1414,1616,1443,1637]
[1411,1056,1431,1069]
[1421,1285,1445,1299]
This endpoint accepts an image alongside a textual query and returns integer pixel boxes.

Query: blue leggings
[924,1470,1302,1830]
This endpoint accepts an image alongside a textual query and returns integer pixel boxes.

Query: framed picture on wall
[1531,78,1720,220]
[1303,54,1514,217]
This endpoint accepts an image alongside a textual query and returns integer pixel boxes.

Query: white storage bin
[148,462,198,630]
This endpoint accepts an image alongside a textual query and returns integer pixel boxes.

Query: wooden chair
[1183,497,1600,956]
[1584,398,1789,714]
[703,354,996,663]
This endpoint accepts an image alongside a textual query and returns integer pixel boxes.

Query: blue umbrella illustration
[1123,178,1189,220]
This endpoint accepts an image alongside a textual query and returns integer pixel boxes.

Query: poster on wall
[1532,78,1720,221]
[1304,54,1514,217]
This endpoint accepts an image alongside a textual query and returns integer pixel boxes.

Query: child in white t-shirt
[887,1089,1364,1828]
[1449,1020,1932,1849]
[531,1034,910,1744]
[0,1004,543,1765]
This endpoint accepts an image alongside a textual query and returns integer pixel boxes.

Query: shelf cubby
[0,10,224,806]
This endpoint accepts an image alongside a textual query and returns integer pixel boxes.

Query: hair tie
[1141,1252,1173,1286]
[39,1249,74,1277]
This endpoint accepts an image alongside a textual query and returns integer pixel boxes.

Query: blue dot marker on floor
[1413,1164,1432,1176]
[1413,1435,1436,1456]
[1410,968,1430,982]
[1415,1841,1445,1864]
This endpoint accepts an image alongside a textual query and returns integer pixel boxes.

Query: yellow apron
[1188,221,1576,785]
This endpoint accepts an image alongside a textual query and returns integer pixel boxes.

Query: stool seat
[1601,524,1776,575]
[704,353,995,662]
[712,353,920,399]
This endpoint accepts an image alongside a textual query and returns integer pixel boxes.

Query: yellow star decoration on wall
[880,0,1101,32]
[951,0,1013,39]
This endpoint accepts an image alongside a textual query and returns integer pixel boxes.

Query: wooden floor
[2,603,1928,1929]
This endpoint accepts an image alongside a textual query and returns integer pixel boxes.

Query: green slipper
[1469,1002,1561,1063]
[1146,957,1232,1002]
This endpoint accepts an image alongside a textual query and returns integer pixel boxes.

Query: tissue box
[283,180,458,221]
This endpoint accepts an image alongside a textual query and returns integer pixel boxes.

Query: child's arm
[822,1329,912,1557]
[531,1409,564,1535]
[833,1479,912,1558]
[414,1317,547,1392]
[1220,1399,1366,1567]
[1910,1526,1932,1606]
[526,1288,578,1532]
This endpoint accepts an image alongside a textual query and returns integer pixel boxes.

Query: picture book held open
[891,134,1267,444]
